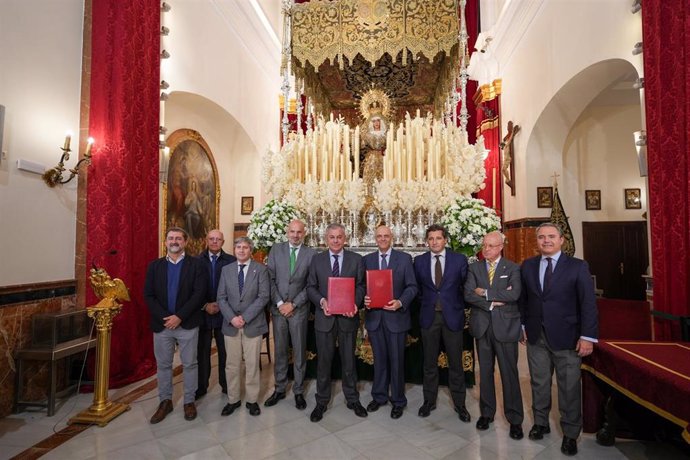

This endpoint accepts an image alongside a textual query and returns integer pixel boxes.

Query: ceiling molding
[489,0,545,69]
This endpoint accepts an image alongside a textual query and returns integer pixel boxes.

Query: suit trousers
[475,321,523,424]
[421,311,466,407]
[153,327,198,404]
[315,319,359,406]
[527,329,582,438]
[369,321,407,407]
[271,305,309,395]
[197,326,227,394]
[225,330,262,404]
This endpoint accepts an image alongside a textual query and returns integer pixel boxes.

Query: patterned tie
[488,261,496,285]
[238,264,246,295]
[211,254,218,292]
[290,247,297,275]
[380,253,388,270]
[332,254,340,277]
[544,257,553,291]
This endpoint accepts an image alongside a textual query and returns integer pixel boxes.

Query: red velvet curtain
[475,94,501,212]
[86,0,159,385]
[643,1,690,340]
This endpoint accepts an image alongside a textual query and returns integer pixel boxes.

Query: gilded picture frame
[537,187,553,208]
[241,196,254,215]
[625,188,642,209]
[585,190,601,210]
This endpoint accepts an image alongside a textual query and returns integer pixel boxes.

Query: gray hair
[536,222,563,236]
[234,236,254,250]
[326,223,346,233]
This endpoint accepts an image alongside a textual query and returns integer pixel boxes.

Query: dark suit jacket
[144,255,208,333]
[307,249,365,333]
[413,249,468,332]
[198,250,236,328]
[464,257,522,342]
[519,254,598,351]
[362,249,418,333]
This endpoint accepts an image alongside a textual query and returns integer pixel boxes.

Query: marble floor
[1,345,687,460]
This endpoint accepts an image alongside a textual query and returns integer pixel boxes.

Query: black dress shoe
[561,436,578,456]
[509,424,524,440]
[528,424,551,440]
[246,402,261,416]
[310,403,327,422]
[295,394,307,410]
[366,400,384,412]
[390,406,404,419]
[194,390,207,400]
[264,391,286,407]
[476,416,493,430]
[347,401,368,417]
[455,405,471,423]
[221,400,241,416]
[418,401,436,417]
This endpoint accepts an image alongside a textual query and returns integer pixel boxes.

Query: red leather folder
[366,269,393,309]
[327,277,356,315]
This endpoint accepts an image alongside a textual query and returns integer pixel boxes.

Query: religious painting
[537,187,553,208]
[163,129,219,256]
[585,190,601,210]
[625,188,642,209]
[241,196,254,215]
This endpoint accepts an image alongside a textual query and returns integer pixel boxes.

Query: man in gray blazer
[465,231,524,439]
[217,236,270,417]
[265,219,316,410]
[306,223,366,422]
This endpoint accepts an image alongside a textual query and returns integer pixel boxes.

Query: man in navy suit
[413,224,471,422]
[195,229,236,400]
[519,223,598,456]
[363,225,418,419]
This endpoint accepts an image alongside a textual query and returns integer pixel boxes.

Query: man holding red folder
[307,223,366,422]
[363,225,418,419]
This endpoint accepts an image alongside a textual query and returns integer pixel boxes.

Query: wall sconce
[160,49,171,59]
[632,42,643,55]
[43,133,95,187]
[631,0,642,14]
[634,130,647,177]
[160,92,169,101]
[160,80,170,90]
[160,26,170,36]
[159,146,170,184]
[632,77,645,89]
[161,2,171,12]
[634,130,647,147]
[159,125,167,135]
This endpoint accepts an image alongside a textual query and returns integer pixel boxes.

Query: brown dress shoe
[183,402,197,421]
[150,399,173,424]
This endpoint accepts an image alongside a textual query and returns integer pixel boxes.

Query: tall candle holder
[404,209,415,247]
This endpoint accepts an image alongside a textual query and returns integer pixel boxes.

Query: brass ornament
[359,88,392,121]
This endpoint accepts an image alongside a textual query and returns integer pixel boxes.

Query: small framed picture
[241,196,254,215]
[585,190,601,210]
[537,187,553,208]
[625,188,641,209]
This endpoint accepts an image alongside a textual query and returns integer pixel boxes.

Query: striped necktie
[488,261,496,285]
[332,254,340,277]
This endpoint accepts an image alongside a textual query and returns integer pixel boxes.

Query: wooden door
[582,221,648,300]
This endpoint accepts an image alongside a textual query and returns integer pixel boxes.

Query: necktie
[332,254,340,277]
[238,264,246,295]
[434,255,443,289]
[211,254,218,292]
[544,257,553,290]
[380,253,388,270]
[290,247,297,275]
[488,261,496,285]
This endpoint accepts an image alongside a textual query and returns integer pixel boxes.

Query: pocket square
[500,275,508,278]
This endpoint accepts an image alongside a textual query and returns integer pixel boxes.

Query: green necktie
[289,247,297,275]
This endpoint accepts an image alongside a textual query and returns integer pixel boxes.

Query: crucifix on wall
[500,121,520,196]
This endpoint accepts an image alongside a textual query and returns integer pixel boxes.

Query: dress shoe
[528,424,551,440]
[347,401,368,417]
[390,406,404,419]
[150,399,173,424]
[221,400,241,416]
[246,402,261,416]
[417,401,436,417]
[310,403,327,422]
[183,402,197,421]
[455,405,471,423]
[264,391,286,407]
[367,400,385,412]
[561,436,578,456]
[295,394,307,410]
[475,416,493,430]
[509,424,524,440]
[194,390,207,400]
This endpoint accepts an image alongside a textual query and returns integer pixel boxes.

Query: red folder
[327,277,356,315]
[366,269,393,309]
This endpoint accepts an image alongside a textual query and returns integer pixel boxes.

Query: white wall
[0,0,83,285]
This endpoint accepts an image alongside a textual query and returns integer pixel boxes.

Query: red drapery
[474,92,501,212]
[86,0,159,385]
[643,1,690,340]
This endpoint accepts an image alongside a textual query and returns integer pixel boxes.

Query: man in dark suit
[217,236,271,417]
[413,224,471,422]
[144,227,207,424]
[519,223,598,456]
[306,223,366,422]
[464,231,523,439]
[265,219,316,410]
[195,229,236,400]
[363,225,418,419]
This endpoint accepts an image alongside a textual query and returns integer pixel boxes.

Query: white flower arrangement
[398,181,420,211]
[440,197,501,257]
[247,199,301,251]
[319,180,343,215]
[373,179,399,213]
[343,178,366,212]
